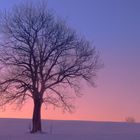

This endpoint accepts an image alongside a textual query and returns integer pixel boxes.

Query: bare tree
[125,117,136,123]
[0,2,101,133]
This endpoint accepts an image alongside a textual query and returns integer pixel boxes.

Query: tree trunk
[31,99,42,133]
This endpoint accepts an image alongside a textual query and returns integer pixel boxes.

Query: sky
[0,0,140,122]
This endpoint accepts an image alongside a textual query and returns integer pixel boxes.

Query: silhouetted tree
[125,117,135,123]
[0,2,101,133]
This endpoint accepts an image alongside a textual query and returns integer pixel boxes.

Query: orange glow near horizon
[0,82,140,123]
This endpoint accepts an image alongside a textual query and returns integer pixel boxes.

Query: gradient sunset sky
[0,0,140,122]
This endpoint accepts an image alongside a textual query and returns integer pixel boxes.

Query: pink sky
[0,0,140,122]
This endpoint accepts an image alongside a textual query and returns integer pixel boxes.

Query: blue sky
[0,0,140,121]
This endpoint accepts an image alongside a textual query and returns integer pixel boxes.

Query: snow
[0,118,140,140]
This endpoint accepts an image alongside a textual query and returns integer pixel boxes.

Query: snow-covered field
[0,118,140,140]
